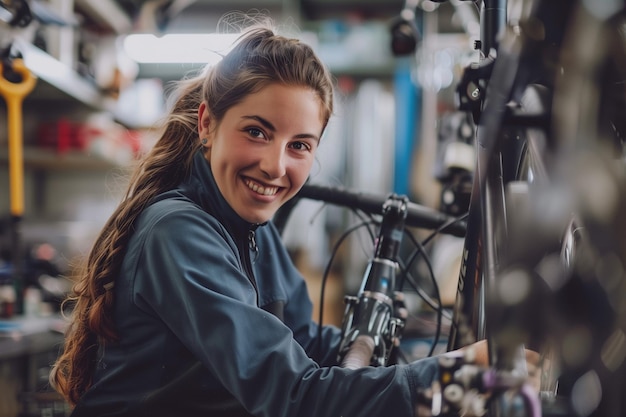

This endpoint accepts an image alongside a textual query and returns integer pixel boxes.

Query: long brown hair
[50,21,334,406]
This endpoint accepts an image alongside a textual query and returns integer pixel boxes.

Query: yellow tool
[0,58,37,217]
[0,57,36,316]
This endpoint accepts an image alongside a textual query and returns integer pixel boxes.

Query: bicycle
[277,0,626,416]
[443,2,626,416]
[277,184,468,366]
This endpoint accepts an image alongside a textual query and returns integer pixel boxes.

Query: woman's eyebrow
[242,115,275,131]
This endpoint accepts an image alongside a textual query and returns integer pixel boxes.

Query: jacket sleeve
[134,207,439,417]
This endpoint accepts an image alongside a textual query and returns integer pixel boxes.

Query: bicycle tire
[549,3,626,416]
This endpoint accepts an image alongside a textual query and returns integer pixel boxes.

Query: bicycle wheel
[453,0,625,413]
[549,3,626,416]
[497,2,626,415]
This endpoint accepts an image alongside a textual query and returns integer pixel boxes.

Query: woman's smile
[243,177,280,197]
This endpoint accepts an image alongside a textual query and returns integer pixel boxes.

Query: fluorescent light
[122,33,240,64]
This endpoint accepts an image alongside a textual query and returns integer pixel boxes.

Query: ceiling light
[122,33,240,64]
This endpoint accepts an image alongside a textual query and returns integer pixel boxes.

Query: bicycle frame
[447,0,511,358]
[447,0,555,345]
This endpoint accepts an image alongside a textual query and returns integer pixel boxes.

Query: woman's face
[198,83,325,224]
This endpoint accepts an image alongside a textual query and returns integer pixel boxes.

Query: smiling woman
[199,83,323,224]
[47,16,455,417]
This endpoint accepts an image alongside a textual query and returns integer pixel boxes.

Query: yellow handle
[0,59,37,217]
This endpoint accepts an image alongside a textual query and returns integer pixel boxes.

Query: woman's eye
[247,128,265,139]
[290,141,312,152]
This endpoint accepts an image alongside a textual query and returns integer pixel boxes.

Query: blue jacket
[71,150,438,417]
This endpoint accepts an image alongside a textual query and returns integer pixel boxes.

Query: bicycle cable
[314,218,378,358]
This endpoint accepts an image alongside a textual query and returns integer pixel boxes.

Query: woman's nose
[259,145,287,179]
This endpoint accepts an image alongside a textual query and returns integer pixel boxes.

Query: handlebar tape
[298,184,467,237]
[341,335,376,370]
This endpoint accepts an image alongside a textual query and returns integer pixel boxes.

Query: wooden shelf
[14,40,143,128]
[17,40,103,109]
[0,147,129,171]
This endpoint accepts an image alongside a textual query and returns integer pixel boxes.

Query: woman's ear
[198,101,212,147]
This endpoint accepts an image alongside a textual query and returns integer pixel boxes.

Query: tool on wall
[389,0,421,56]
[0,56,37,315]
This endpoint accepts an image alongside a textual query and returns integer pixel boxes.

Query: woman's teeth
[245,179,278,196]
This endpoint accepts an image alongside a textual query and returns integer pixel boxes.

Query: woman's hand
[455,339,544,391]
[414,341,547,417]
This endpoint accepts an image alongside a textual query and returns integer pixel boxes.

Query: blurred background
[0,1,482,415]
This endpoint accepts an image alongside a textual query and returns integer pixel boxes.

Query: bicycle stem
[338,194,409,368]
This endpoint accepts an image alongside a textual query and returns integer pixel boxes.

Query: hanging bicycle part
[0,0,32,28]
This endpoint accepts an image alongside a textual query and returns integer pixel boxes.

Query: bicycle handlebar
[340,335,376,369]
[297,184,467,237]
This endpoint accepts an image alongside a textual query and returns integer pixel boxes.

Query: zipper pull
[248,229,259,263]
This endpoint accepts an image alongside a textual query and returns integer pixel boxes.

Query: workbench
[0,315,70,417]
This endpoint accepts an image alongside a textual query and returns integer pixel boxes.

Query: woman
[50,22,515,417]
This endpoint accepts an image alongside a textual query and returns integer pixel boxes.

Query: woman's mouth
[244,178,279,196]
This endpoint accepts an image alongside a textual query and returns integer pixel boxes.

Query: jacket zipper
[248,230,259,263]
[242,227,259,305]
